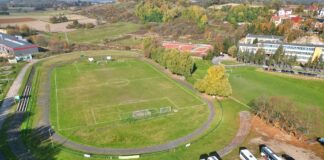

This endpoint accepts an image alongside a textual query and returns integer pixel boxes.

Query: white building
[319,8,324,17]
[278,8,293,17]
[245,34,283,44]
[239,35,324,63]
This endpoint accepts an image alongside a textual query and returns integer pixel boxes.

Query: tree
[253,38,258,44]
[142,37,159,58]
[194,65,232,97]
[273,45,284,66]
[228,45,238,57]
[255,48,266,65]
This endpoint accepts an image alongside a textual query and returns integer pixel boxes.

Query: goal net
[160,106,172,114]
[132,109,151,119]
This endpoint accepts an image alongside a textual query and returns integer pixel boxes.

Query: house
[162,41,213,57]
[271,15,282,26]
[304,5,319,13]
[278,8,293,17]
[318,8,324,17]
[290,16,303,29]
[315,19,324,29]
[0,33,38,61]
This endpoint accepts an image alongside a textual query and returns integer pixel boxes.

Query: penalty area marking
[143,62,205,104]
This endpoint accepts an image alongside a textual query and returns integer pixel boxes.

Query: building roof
[291,16,302,23]
[305,5,319,11]
[0,33,37,50]
[239,42,324,48]
[246,34,283,40]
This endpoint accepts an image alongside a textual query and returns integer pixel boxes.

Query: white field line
[90,97,169,111]
[56,76,162,91]
[73,62,80,73]
[58,98,206,131]
[144,62,204,104]
[177,104,206,111]
[76,61,132,73]
[61,112,178,131]
[165,97,180,109]
[54,69,60,130]
[91,108,97,124]
[83,110,90,126]
[229,96,251,109]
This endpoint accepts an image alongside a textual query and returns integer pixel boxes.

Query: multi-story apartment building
[239,34,324,63]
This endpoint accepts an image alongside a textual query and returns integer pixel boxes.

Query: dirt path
[217,111,252,157]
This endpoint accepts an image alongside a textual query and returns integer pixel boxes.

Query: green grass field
[17,51,246,160]
[51,57,210,148]
[50,22,142,44]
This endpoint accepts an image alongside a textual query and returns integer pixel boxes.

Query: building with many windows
[239,34,324,63]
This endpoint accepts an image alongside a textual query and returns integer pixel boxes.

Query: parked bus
[260,145,283,160]
[239,147,257,160]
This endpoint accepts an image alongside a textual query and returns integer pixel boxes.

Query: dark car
[317,137,324,145]
[282,154,295,160]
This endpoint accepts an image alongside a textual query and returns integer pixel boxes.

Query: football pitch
[51,58,210,148]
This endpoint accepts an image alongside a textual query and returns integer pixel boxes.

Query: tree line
[143,38,194,77]
[49,14,68,24]
[143,38,232,97]
[237,45,298,68]
[252,96,322,138]
[135,0,208,28]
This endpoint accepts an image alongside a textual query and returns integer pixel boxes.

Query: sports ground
[50,56,210,148]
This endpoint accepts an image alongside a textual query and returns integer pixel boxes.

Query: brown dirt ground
[0,18,36,24]
[250,116,324,160]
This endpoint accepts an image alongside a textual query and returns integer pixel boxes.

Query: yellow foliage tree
[194,65,232,97]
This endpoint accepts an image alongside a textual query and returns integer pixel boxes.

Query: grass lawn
[221,60,242,65]
[50,53,209,148]
[187,59,212,84]
[18,51,247,160]
[50,22,142,44]
[110,37,143,46]
[228,67,324,136]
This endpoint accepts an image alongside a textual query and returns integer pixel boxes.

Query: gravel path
[217,111,252,157]
[0,60,37,160]
[37,57,217,155]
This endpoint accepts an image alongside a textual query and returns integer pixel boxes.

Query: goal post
[160,106,172,114]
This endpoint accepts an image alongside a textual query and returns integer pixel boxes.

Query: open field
[49,22,142,44]
[229,67,324,135]
[14,50,246,160]
[50,55,209,148]
[188,61,324,136]
[0,11,96,32]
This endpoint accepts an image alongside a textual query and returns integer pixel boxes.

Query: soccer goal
[160,106,172,114]
[132,109,152,119]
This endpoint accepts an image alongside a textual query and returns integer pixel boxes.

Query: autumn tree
[194,65,232,97]
[142,37,159,58]
[228,45,237,57]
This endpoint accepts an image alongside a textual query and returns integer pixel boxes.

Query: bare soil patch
[0,14,96,32]
[250,117,324,160]
[0,18,36,24]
